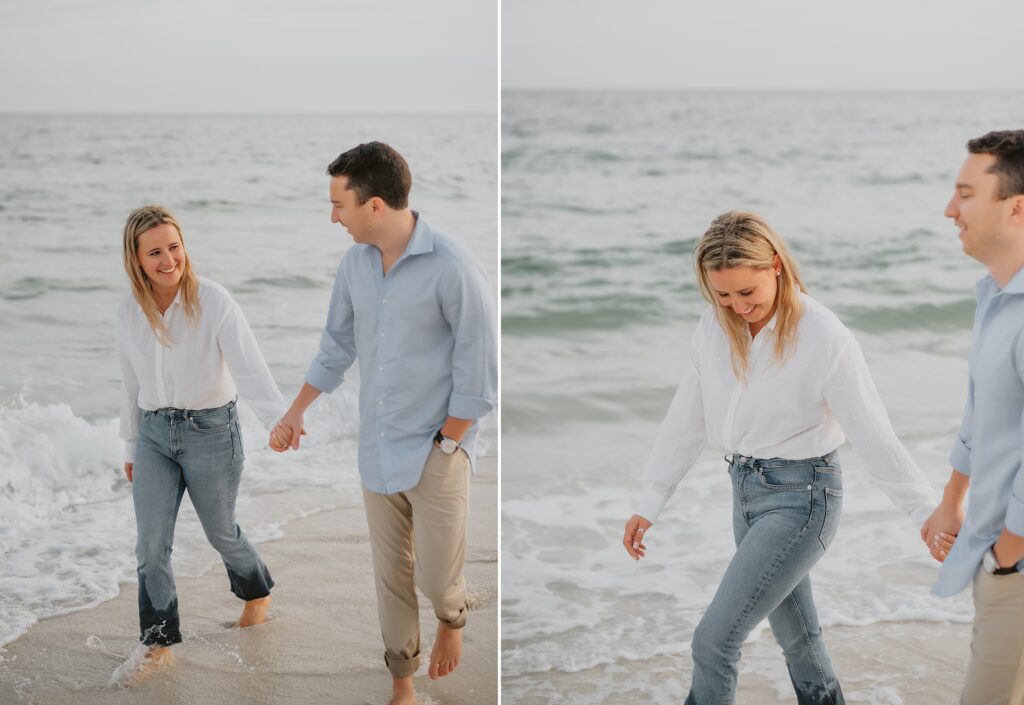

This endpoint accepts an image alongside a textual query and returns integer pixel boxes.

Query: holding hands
[920,470,969,563]
[269,410,306,452]
[921,499,963,563]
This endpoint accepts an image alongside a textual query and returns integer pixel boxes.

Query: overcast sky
[0,0,497,113]
[503,0,1024,91]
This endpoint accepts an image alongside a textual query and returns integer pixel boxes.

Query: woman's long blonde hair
[121,205,200,346]
[693,211,806,380]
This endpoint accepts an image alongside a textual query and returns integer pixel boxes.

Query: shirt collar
[403,211,434,257]
[135,286,183,313]
[997,266,1024,295]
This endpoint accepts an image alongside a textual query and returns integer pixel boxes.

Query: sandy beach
[0,456,497,705]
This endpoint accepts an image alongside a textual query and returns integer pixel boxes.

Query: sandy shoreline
[0,456,497,705]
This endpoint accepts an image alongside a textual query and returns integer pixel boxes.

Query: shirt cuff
[448,392,495,420]
[124,441,137,464]
[635,488,668,524]
[306,360,343,395]
[1006,492,1024,536]
[949,437,972,477]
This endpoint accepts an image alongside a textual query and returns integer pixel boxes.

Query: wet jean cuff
[226,563,275,601]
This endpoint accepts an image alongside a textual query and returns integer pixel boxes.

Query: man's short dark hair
[967,130,1024,199]
[326,141,411,209]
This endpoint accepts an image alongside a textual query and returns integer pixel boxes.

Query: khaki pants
[962,568,1024,705]
[362,447,470,677]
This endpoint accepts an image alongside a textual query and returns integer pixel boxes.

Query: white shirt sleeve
[216,297,287,429]
[636,326,708,523]
[116,309,142,464]
[822,333,937,525]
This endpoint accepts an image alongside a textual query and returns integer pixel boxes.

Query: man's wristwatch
[982,545,1020,576]
[434,430,460,455]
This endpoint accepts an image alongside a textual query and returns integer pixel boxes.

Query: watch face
[440,438,458,454]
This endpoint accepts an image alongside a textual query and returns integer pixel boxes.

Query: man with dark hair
[271,141,497,705]
[923,129,1024,705]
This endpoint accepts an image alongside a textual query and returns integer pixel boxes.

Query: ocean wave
[0,277,113,301]
[837,299,976,332]
[238,274,323,290]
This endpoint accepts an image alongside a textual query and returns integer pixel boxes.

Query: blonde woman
[116,205,287,678]
[622,211,938,705]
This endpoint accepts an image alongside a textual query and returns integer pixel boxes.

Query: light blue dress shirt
[305,213,497,495]
[934,268,1024,596]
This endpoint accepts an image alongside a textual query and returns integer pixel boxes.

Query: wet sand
[0,457,497,705]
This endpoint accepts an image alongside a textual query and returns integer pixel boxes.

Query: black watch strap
[434,430,445,444]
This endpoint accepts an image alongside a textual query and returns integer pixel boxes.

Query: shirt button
[381,298,387,303]
[378,366,383,371]
[379,432,384,438]
[380,332,384,338]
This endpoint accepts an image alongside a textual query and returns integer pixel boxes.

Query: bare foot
[120,645,176,687]
[389,675,416,705]
[234,595,271,628]
[427,622,462,680]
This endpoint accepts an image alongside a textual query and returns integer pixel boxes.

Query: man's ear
[369,196,387,214]
[1010,194,1024,223]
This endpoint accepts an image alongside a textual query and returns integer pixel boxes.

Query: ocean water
[501,91,1024,704]
[0,114,497,648]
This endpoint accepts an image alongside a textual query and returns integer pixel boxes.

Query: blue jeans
[684,452,845,705]
[132,399,273,646]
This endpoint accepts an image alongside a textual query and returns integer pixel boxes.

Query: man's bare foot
[120,645,175,687]
[234,595,271,628]
[388,674,416,705]
[427,622,462,680]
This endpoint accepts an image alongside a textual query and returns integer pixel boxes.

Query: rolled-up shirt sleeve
[217,297,287,429]
[950,376,974,476]
[306,258,358,394]
[636,327,707,523]
[116,311,142,463]
[440,256,497,420]
[823,334,937,525]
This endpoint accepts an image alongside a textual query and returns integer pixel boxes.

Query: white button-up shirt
[638,293,936,524]
[117,277,286,462]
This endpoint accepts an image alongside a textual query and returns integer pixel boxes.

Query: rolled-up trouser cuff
[385,650,421,678]
[439,602,468,630]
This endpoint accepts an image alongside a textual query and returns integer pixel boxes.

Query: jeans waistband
[725,449,839,470]
[147,398,237,420]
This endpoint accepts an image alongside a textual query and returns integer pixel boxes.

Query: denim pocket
[231,420,246,460]
[755,464,815,492]
[817,487,843,550]
[188,411,232,434]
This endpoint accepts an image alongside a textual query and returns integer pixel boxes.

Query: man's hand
[623,514,653,561]
[921,501,964,563]
[124,462,133,482]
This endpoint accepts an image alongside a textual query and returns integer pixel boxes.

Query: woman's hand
[623,514,653,560]
[124,463,133,483]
